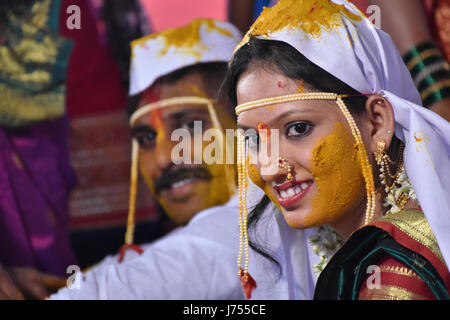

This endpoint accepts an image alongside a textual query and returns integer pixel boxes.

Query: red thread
[239,269,257,299]
[118,244,144,263]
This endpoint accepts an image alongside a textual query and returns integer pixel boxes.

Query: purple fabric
[0,116,78,276]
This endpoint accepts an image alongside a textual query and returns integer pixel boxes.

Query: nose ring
[278,157,293,181]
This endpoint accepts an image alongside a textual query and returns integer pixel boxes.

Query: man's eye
[135,131,156,149]
[181,120,197,132]
[286,122,313,138]
[181,119,211,133]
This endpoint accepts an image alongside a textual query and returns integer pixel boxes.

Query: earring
[278,157,293,181]
[374,139,386,165]
[374,139,405,193]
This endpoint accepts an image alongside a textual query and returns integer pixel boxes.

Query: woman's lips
[273,179,314,209]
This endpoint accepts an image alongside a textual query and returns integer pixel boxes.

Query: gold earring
[278,157,293,181]
[374,139,404,193]
[374,139,386,165]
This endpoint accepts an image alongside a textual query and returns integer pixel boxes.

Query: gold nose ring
[277,157,293,181]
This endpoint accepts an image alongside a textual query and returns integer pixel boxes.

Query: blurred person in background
[0,0,78,299]
[50,19,247,299]
[61,0,170,270]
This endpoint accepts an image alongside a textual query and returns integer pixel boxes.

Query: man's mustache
[154,166,212,194]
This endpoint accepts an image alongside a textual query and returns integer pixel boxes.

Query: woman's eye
[245,131,260,151]
[136,131,156,149]
[286,122,313,138]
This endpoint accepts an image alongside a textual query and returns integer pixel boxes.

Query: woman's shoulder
[359,256,435,300]
[314,209,450,300]
[371,209,447,276]
[360,209,450,299]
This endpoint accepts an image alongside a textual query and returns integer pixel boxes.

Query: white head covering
[236,0,450,267]
[129,18,242,95]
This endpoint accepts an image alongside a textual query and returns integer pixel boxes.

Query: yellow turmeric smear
[189,84,210,98]
[297,80,305,93]
[150,108,166,146]
[237,0,362,50]
[305,122,365,226]
[248,162,282,210]
[414,131,423,142]
[132,19,232,59]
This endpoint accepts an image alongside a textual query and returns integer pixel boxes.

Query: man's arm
[50,206,245,300]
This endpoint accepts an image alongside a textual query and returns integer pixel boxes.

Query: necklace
[309,165,417,278]
[383,164,417,215]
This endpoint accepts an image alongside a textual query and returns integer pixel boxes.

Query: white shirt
[51,193,318,300]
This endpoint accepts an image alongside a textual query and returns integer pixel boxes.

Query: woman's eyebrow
[269,108,314,125]
[237,107,315,130]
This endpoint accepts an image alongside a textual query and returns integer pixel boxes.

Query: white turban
[129,18,242,95]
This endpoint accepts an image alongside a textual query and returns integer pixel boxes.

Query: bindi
[277,81,287,89]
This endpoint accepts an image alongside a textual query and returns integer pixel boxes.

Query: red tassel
[118,244,144,263]
[239,269,257,299]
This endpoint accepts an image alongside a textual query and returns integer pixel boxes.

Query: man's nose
[155,131,175,171]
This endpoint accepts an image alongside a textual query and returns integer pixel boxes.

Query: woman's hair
[221,36,402,272]
[221,37,369,112]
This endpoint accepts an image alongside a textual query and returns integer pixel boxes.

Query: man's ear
[363,94,395,153]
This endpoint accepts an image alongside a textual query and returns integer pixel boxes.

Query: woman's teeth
[279,181,312,199]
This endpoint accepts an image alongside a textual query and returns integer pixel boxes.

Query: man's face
[130,71,236,225]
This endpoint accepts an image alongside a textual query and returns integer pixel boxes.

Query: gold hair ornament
[118,96,236,262]
[235,92,377,295]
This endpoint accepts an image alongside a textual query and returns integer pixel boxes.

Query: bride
[223,0,450,299]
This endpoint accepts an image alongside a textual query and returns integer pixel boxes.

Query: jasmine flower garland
[383,165,417,215]
[309,225,344,277]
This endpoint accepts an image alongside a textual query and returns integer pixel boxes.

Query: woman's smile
[272,179,314,209]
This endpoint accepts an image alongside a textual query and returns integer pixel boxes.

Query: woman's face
[236,65,367,229]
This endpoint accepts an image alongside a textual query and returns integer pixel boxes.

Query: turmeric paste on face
[297,80,305,93]
[305,122,364,226]
[248,162,282,210]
